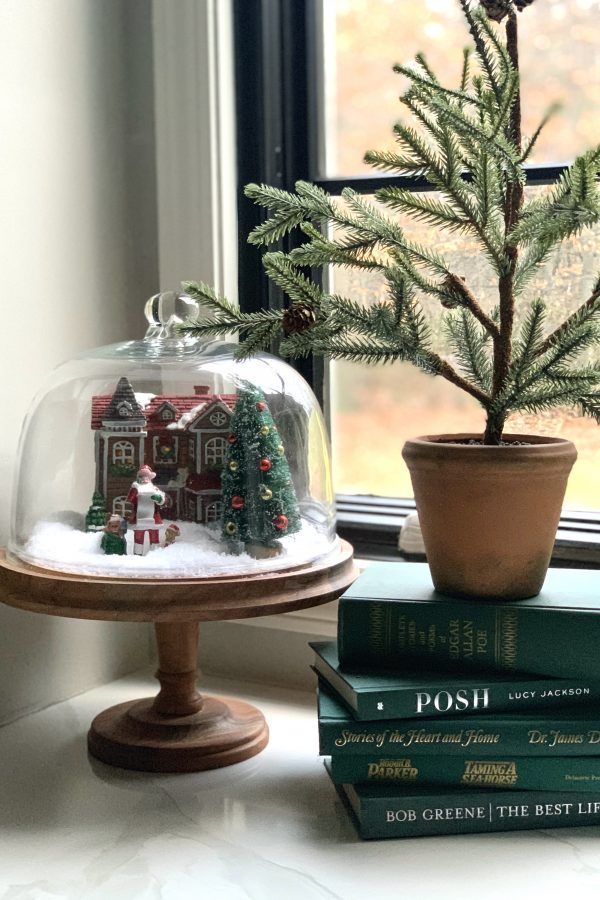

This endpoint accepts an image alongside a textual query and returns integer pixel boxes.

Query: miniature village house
[91,377,235,524]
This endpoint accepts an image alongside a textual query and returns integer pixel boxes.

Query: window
[113,496,132,518]
[209,410,228,427]
[153,436,178,464]
[112,441,134,466]
[117,401,133,418]
[205,501,223,523]
[189,438,195,460]
[233,0,600,558]
[205,437,227,466]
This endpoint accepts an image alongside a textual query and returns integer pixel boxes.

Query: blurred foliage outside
[326,0,600,507]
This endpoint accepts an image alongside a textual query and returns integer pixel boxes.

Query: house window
[205,501,223,524]
[209,410,228,427]
[153,436,178,464]
[113,496,132,518]
[113,441,134,466]
[117,402,132,418]
[161,408,174,421]
[205,437,227,466]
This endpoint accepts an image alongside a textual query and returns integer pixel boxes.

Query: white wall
[0,0,158,723]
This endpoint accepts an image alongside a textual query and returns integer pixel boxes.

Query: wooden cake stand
[0,542,356,773]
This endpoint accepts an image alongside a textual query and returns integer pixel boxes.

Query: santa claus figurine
[127,465,166,556]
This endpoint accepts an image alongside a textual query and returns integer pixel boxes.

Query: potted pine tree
[182,0,599,599]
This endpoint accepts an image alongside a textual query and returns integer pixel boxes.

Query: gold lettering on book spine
[369,603,386,655]
[495,609,519,669]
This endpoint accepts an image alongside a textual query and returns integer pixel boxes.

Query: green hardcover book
[327,768,600,840]
[311,640,600,721]
[329,753,600,793]
[338,562,600,679]
[318,683,600,758]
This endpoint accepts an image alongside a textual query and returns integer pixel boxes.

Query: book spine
[352,678,600,720]
[319,717,600,756]
[330,754,600,792]
[337,596,598,679]
[352,789,600,839]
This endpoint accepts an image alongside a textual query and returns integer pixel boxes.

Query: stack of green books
[313,562,600,839]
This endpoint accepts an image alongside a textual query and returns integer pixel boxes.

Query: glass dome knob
[144,291,198,339]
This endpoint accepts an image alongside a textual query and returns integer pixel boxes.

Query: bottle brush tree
[221,384,301,549]
[182,0,599,445]
[85,491,107,532]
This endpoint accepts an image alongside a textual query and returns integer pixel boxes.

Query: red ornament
[227,433,237,444]
[259,458,272,472]
[273,514,288,532]
[231,495,245,510]
[256,401,267,412]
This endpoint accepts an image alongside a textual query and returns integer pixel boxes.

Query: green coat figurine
[101,515,127,555]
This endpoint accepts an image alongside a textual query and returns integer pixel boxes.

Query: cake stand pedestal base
[88,622,269,773]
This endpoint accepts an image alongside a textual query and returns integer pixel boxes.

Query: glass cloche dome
[9,292,337,578]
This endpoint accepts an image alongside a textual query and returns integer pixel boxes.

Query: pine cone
[479,0,511,21]
[282,303,317,336]
[480,0,535,20]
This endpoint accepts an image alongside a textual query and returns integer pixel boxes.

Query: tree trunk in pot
[402,434,577,600]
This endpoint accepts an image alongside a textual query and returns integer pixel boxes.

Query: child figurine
[101,514,127,556]
[164,523,181,546]
[127,465,166,556]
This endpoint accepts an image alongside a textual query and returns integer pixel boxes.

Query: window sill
[336,494,600,567]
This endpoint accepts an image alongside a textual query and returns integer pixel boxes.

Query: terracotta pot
[401,433,577,600]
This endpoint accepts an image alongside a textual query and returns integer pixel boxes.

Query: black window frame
[232,0,600,563]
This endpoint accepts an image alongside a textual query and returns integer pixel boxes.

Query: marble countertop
[3,671,600,899]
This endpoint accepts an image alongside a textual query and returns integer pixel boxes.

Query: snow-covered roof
[92,387,236,430]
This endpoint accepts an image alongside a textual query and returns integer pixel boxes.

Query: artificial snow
[134,392,156,409]
[19,519,337,579]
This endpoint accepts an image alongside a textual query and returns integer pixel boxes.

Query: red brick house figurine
[91,377,235,526]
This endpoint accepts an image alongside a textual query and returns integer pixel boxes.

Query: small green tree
[221,385,301,548]
[85,491,107,532]
[181,0,599,446]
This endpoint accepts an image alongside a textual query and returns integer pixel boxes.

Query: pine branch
[182,281,239,318]
[473,6,513,88]
[519,102,562,164]
[262,253,324,306]
[341,188,451,275]
[362,149,426,176]
[415,51,439,83]
[457,0,504,103]
[426,92,524,186]
[234,321,283,359]
[244,181,336,246]
[441,273,501,338]
[435,356,491,406]
[510,380,600,418]
[511,148,600,247]
[510,297,546,386]
[459,47,471,94]
[392,117,506,271]
[444,309,493,390]
[534,275,600,358]
[393,62,485,112]
[375,187,471,233]
[520,322,599,395]
[579,393,600,423]
[513,239,555,296]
